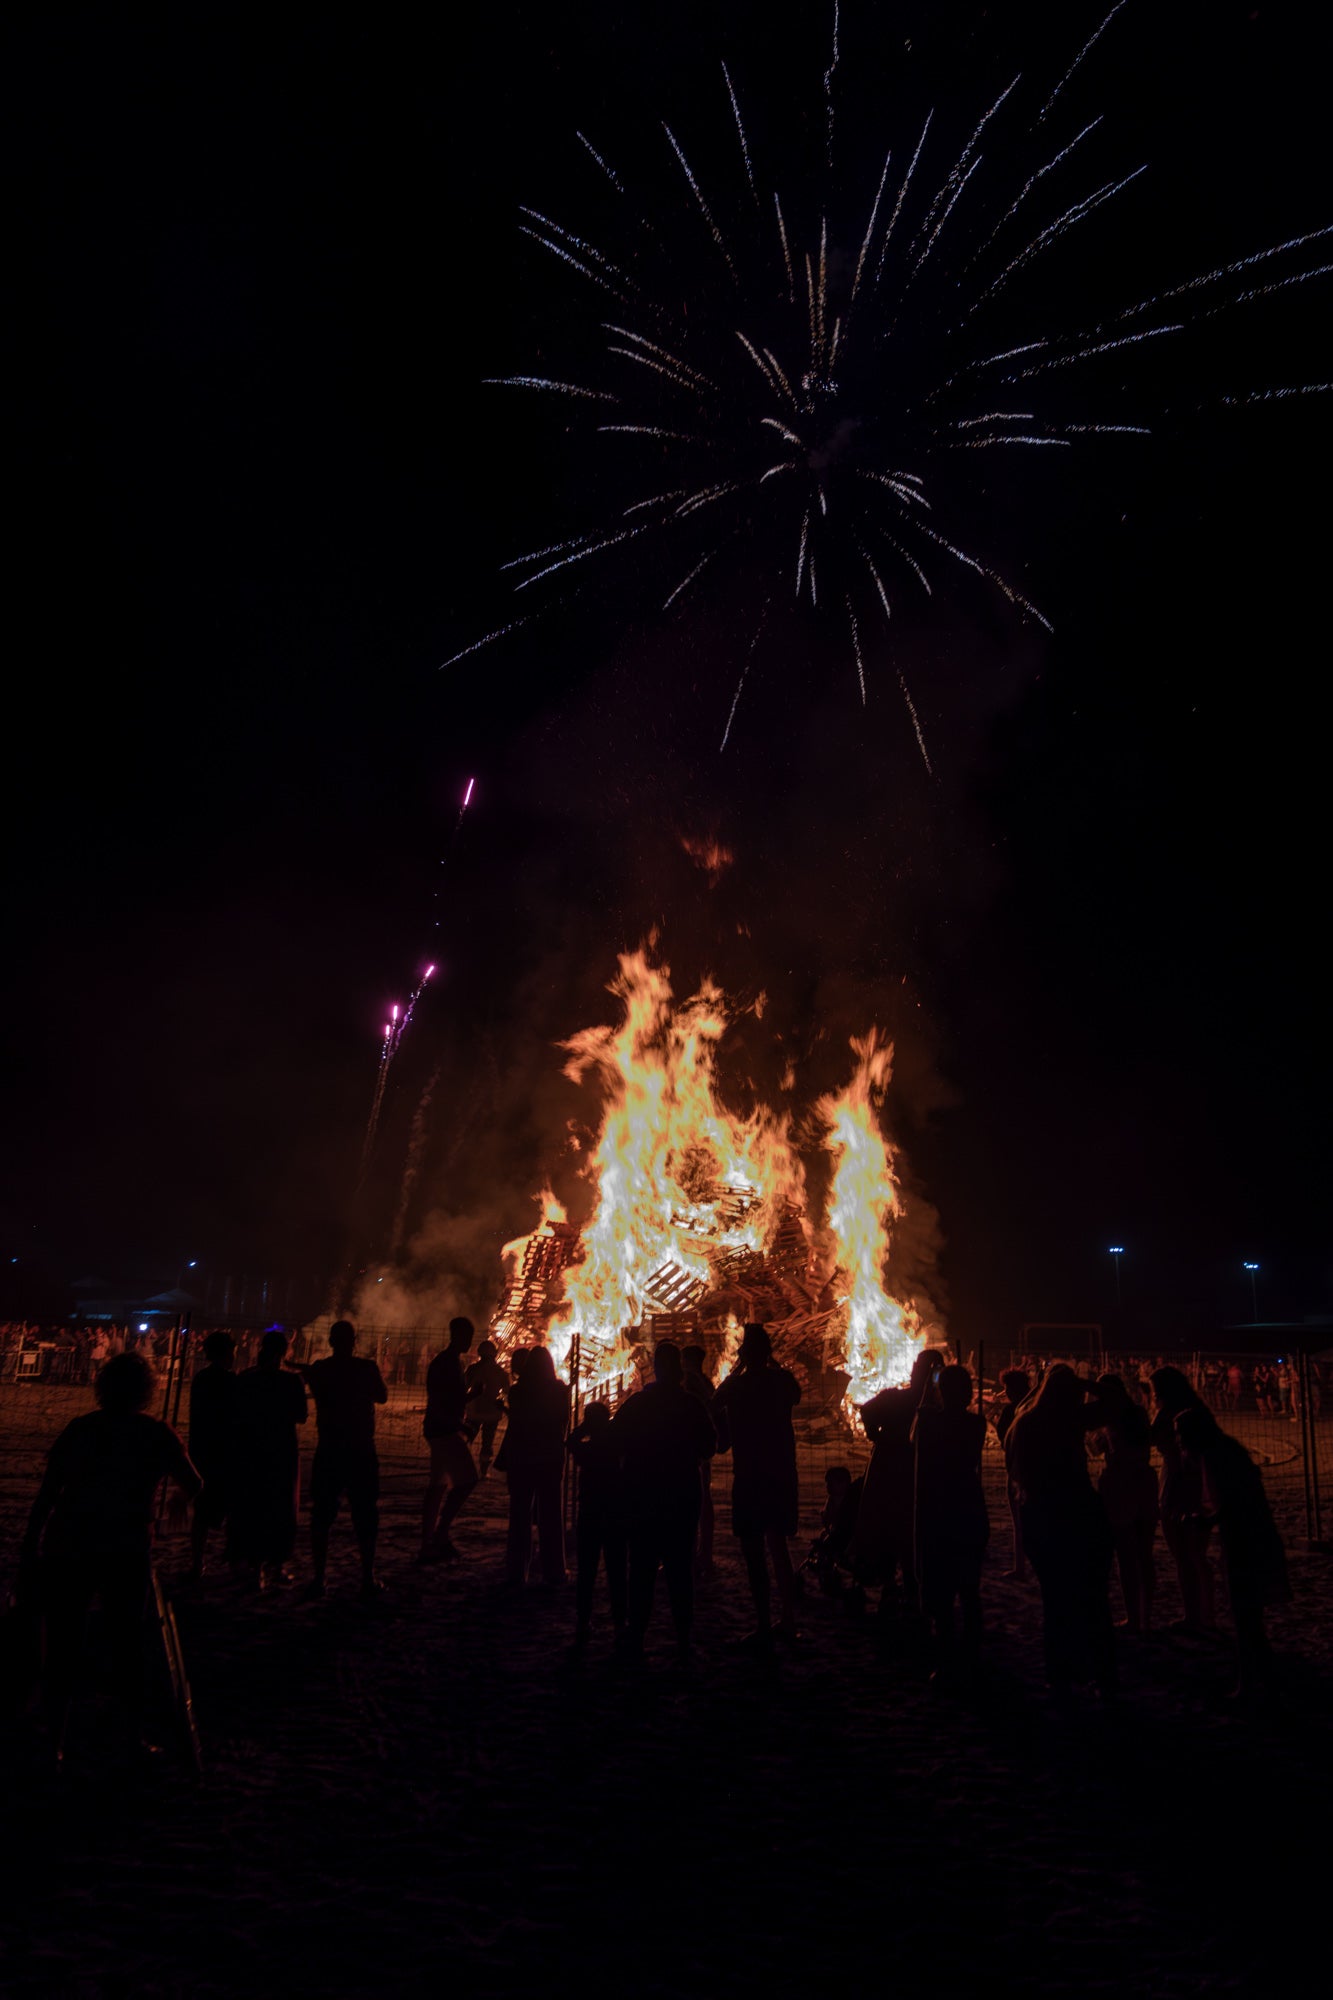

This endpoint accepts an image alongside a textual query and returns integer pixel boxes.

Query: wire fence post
[1298,1347,1323,1546]
[564,1327,582,1552]
[170,1313,192,1429]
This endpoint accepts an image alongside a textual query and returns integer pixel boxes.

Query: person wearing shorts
[305,1321,387,1599]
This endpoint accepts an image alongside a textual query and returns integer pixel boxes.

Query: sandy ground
[2,1383,1331,1998]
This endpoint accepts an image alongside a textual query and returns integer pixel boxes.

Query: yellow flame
[817,1030,925,1409]
[499,949,929,1410]
[542,950,806,1380]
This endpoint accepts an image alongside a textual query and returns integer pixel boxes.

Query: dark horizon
[5,2,1330,1344]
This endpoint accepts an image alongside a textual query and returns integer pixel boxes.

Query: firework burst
[446,5,1329,761]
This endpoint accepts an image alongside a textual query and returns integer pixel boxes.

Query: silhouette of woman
[1175,1404,1289,1698]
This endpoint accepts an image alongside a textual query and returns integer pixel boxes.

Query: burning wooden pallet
[489,1197,835,1379]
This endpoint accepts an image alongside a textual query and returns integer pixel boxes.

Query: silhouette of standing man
[713,1323,801,1649]
[305,1321,387,1600]
[23,1351,201,1755]
[611,1341,715,1661]
[420,1317,480,1563]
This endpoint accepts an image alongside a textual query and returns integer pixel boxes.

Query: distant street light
[1243,1261,1260,1322]
[1108,1245,1125,1305]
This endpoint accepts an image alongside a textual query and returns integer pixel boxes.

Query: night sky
[6,3,1330,1340]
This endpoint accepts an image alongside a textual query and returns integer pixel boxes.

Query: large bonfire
[493,948,934,1411]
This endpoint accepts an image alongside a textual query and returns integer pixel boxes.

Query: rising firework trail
[358,773,477,1189]
[444,4,1329,763]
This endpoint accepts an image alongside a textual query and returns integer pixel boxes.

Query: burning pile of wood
[490,1181,849,1396]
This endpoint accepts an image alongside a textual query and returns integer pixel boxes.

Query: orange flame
[501,948,930,1411]
[543,950,803,1380]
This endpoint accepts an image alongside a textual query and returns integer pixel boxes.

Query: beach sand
[2,1386,1330,1996]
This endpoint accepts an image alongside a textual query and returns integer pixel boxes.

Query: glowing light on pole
[1108,1244,1124,1304]
[1243,1260,1260,1321]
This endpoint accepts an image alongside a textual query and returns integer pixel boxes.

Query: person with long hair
[1175,1405,1289,1698]
[1005,1363,1116,1700]
[1149,1365,1216,1635]
[712,1323,802,1648]
[1092,1373,1159,1634]
[502,1345,570,1586]
[849,1346,940,1613]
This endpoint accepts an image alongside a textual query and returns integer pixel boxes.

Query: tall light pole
[1243,1261,1260,1322]
[1108,1245,1124,1305]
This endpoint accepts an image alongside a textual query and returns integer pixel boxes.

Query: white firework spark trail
[577,130,624,194]
[972,116,1104,264]
[664,123,737,281]
[720,601,770,753]
[875,110,933,286]
[1219,384,1332,405]
[484,376,617,402]
[722,61,757,205]
[846,594,866,704]
[663,551,716,609]
[1038,1,1128,124]
[978,164,1148,305]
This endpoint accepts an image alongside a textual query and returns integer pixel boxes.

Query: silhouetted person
[1092,1373,1158,1633]
[567,1402,627,1644]
[1150,1365,1216,1634]
[994,1367,1031,1580]
[850,1347,941,1611]
[465,1336,508,1476]
[188,1330,240,1581]
[231,1330,308,1588]
[503,1346,570,1585]
[611,1340,715,1659]
[420,1317,480,1563]
[305,1320,387,1599]
[806,1465,862,1595]
[1006,1363,1116,1700]
[713,1323,801,1647]
[913,1364,989,1685]
[21,1352,200,1755]
[681,1342,718,1575]
[1176,1405,1289,1698]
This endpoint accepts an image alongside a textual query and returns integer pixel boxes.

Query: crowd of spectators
[1,1322,316,1384]
[10,1314,1310,1778]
